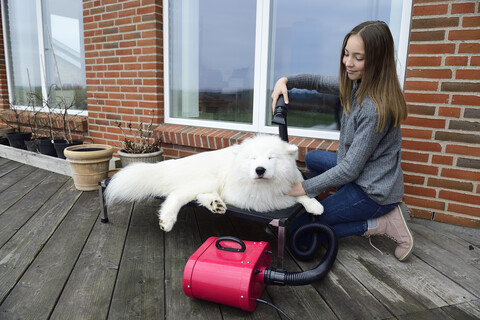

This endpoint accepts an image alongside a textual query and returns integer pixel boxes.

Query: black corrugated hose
[264,222,338,286]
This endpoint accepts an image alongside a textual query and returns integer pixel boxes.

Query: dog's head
[235,135,298,182]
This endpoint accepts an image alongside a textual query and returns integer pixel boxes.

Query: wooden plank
[164,205,222,320]
[408,223,480,297]
[0,164,37,194]
[227,215,338,320]
[0,192,100,319]
[297,248,394,320]
[0,168,52,216]
[410,220,480,260]
[442,299,480,319]
[49,201,133,320]
[108,200,166,320]
[338,235,476,317]
[0,179,81,302]
[396,299,480,320]
[0,171,69,247]
[0,144,72,176]
[0,159,22,178]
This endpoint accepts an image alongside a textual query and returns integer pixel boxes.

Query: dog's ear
[286,144,298,158]
[231,144,241,155]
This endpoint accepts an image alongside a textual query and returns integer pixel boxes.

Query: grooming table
[98,178,303,267]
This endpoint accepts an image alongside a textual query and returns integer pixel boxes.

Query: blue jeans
[292,150,397,239]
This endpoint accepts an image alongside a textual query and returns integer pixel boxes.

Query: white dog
[105,135,323,231]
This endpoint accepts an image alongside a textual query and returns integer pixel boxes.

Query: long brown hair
[339,21,407,132]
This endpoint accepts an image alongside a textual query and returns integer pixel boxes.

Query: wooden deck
[0,157,479,320]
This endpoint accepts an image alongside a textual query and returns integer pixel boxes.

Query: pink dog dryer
[183,222,337,315]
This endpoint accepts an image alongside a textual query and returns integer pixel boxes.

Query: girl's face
[343,34,365,81]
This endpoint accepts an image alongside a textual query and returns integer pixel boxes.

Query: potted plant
[1,106,32,150]
[116,120,163,167]
[64,144,114,191]
[52,90,84,159]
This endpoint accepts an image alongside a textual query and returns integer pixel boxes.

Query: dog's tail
[105,162,163,205]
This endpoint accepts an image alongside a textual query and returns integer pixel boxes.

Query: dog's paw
[300,197,324,215]
[197,193,227,214]
[159,218,175,232]
[207,199,227,214]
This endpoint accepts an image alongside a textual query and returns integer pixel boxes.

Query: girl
[271,21,414,261]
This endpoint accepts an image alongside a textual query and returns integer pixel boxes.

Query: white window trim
[1,0,88,117]
[163,0,412,140]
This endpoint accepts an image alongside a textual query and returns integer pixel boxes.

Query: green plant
[116,120,161,154]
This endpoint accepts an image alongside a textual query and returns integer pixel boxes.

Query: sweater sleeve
[286,74,340,96]
[301,102,388,198]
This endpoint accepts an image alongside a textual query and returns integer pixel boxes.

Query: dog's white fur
[105,135,323,231]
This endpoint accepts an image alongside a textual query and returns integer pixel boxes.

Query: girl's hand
[287,182,306,197]
[271,77,289,113]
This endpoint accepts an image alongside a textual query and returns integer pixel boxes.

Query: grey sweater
[287,74,404,205]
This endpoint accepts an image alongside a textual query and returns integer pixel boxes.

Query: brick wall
[403,0,480,227]
[0,3,9,111]
[83,0,164,150]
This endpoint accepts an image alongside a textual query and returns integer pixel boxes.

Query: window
[165,0,412,139]
[2,0,87,112]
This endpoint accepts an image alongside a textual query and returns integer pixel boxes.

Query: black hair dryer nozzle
[272,95,289,142]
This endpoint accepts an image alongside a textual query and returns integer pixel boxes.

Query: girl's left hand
[287,182,306,197]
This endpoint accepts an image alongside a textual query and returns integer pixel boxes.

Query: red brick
[448,203,480,218]
[402,150,429,162]
[452,2,476,14]
[452,94,480,106]
[403,174,425,185]
[413,4,448,16]
[403,116,446,128]
[432,154,453,165]
[445,144,480,157]
[441,168,480,181]
[438,107,461,117]
[408,43,456,54]
[411,17,459,29]
[410,30,445,41]
[401,127,433,139]
[406,68,452,79]
[404,92,449,104]
[403,184,437,198]
[449,29,480,41]
[445,56,468,66]
[456,69,480,80]
[471,56,480,66]
[402,139,443,152]
[439,190,480,206]
[403,195,445,211]
[459,42,480,53]
[433,212,480,228]
[463,16,480,27]
[428,177,473,192]
[408,207,433,221]
[404,80,438,91]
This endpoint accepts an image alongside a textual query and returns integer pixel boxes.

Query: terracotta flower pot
[117,148,163,167]
[64,144,114,191]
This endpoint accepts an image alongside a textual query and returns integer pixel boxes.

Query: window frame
[164,0,413,140]
[1,0,88,116]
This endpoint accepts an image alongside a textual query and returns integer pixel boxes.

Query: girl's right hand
[271,77,289,113]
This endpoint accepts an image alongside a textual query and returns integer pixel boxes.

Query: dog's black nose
[255,167,266,177]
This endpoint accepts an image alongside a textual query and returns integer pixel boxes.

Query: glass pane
[169,0,256,123]
[4,0,42,106]
[267,0,393,131]
[42,0,87,110]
